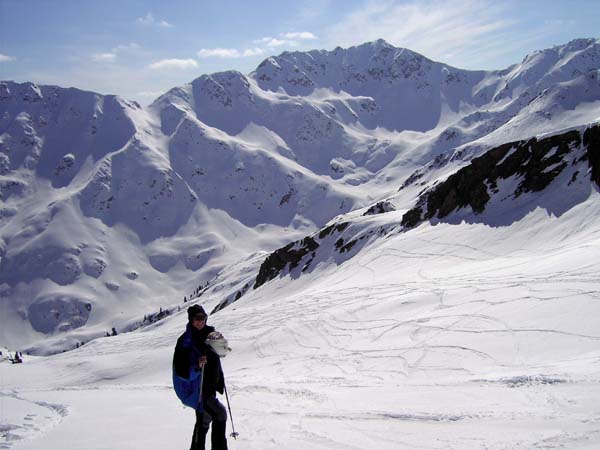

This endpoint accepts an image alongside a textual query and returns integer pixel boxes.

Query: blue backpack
[173,329,204,410]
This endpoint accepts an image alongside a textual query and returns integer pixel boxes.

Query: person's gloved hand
[207,331,223,340]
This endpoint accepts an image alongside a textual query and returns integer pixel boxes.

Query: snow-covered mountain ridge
[1,38,599,353]
[210,123,599,312]
[402,123,600,227]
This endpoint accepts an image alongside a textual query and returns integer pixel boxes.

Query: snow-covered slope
[1,38,599,354]
[253,39,487,132]
[2,169,600,449]
[207,123,598,312]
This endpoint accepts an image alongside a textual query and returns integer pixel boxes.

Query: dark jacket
[173,323,225,400]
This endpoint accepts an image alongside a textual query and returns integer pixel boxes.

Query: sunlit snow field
[2,192,600,449]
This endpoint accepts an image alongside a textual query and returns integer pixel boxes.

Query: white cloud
[136,13,173,28]
[137,12,154,25]
[92,53,117,62]
[243,48,265,57]
[112,43,141,53]
[197,32,316,61]
[147,59,198,70]
[326,0,523,69]
[197,47,265,58]
[197,48,242,58]
[254,37,297,48]
[281,32,317,40]
[0,53,16,62]
[266,38,289,48]
[253,32,317,49]
[90,43,142,63]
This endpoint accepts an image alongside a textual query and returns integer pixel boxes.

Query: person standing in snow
[173,305,228,450]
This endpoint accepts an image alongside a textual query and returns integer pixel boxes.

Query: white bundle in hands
[207,331,232,357]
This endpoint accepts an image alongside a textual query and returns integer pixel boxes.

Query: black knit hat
[187,305,207,321]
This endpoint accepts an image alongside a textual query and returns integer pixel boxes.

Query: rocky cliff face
[401,124,600,229]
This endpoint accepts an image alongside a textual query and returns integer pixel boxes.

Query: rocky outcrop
[584,125,600,186]
[363,201,396,216]
[254,236,319,289]
[402,124,599,228]
[252,124,600,291]
[253,222,351,289]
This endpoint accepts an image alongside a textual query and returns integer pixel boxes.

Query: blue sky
[1,0,598,104]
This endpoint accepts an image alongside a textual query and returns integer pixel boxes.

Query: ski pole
[223,381,239,439]
[199,358,205,409]
[192,362,206,447]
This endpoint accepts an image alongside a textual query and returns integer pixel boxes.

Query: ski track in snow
[0,391,67,449]
[218,213,600,448]
[2,204,600,449]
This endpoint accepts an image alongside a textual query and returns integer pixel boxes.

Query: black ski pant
[191,396,228,450]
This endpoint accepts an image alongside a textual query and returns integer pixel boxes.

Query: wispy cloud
[198,48,242,58]
[0,53,16,62]
[242,48,265,57]
[147,58,198,70]
[90,43,142,63]
[281,32,318,40]
[112,43,142,53]
[254,37,291,48]
[325,0,527,69]
[254,31,318,49]
[92,53,116,62]
[197,47,265,58]
[136,13,173,28]
[196,31,318,60]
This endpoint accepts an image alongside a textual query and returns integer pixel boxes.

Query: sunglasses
[192,315,207,321]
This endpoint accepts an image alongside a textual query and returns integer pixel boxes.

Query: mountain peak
[366,38,393,49]
[522,37,600,61]
[562,37,600,49]
[250,37,435,100]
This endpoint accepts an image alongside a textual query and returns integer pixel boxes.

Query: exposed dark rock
[254,236,319,288]
[338,239,358,253]
[250,125,599,292]
[302,252,316,273]
[569,170,580,185]
[584,125,600,186]
[363,201,396,216]
[318,221,349,239]
[399,170,424,190]
[279,188,294,205]
[402,125,596,228]
[401,206,423,228]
